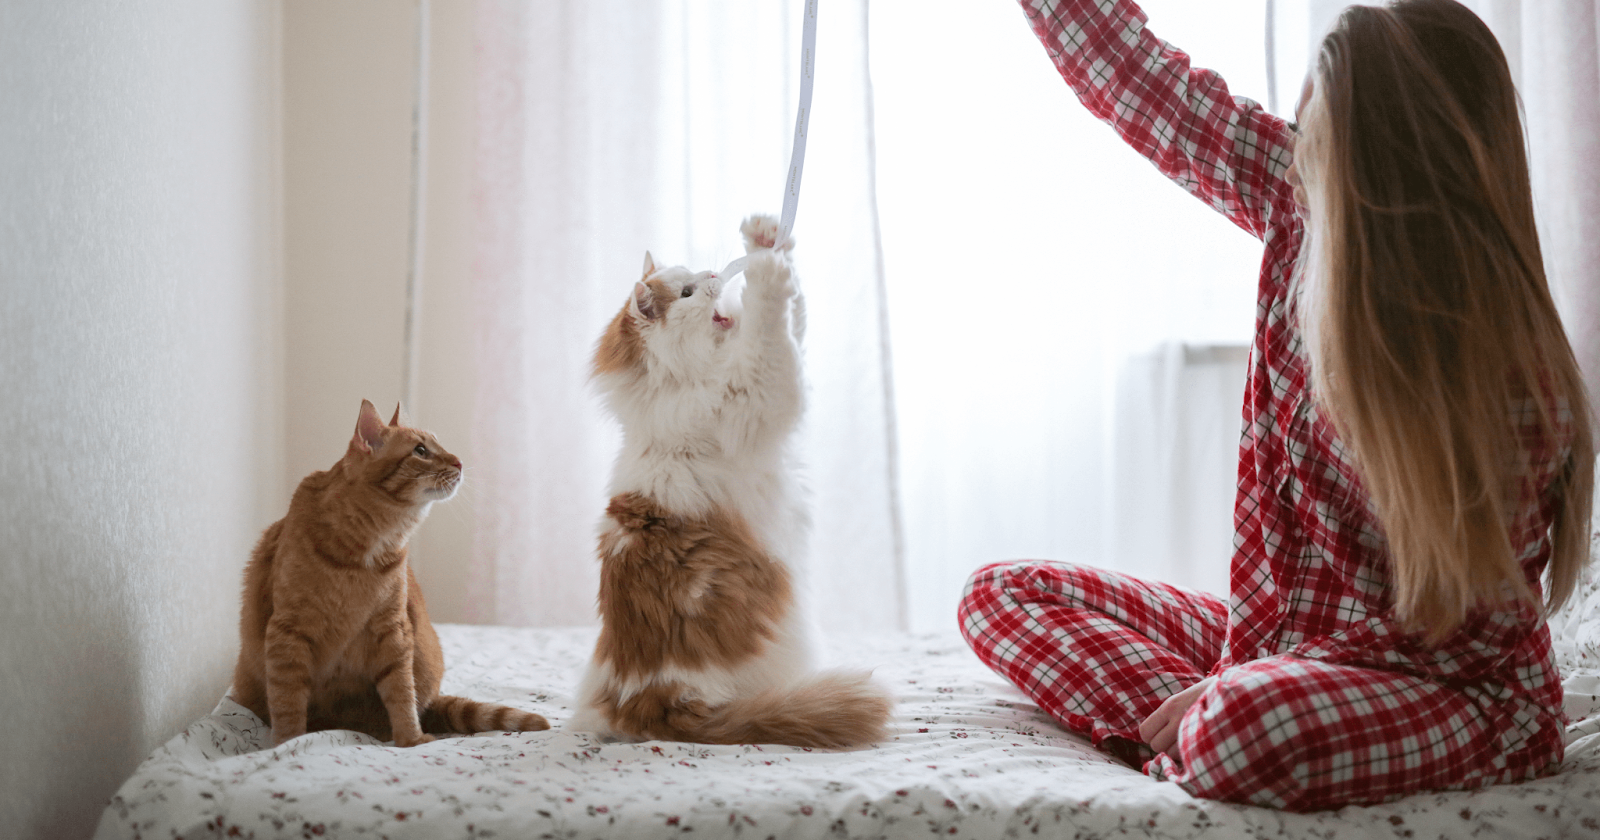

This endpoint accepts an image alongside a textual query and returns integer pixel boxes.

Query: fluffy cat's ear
[630,281,661,321]
[642,251,658,280]
[353,399,387,454]
[389,403,402,427]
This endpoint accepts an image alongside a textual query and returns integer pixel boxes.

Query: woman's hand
[1137,676,1216,760]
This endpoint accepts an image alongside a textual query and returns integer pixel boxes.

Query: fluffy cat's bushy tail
[688,671,891,749]
[423,695,550,735]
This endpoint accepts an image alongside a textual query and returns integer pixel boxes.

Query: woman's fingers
[1136,676,1217,759]
[1147,714,1179,756]
[1136,697,1174,744]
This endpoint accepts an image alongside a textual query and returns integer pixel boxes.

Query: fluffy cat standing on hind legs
[572,214,892,749]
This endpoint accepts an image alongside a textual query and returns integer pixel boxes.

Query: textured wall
[0,3,283,837]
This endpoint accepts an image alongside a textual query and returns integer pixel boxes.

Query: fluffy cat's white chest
[611,438,795,532]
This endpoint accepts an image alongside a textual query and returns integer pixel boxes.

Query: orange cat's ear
[353,399,387,454]
[389,403,402,427]
[642,251,657,280]
[629,281,661,321]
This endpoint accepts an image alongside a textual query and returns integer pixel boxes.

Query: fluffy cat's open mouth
[713,311,733,329]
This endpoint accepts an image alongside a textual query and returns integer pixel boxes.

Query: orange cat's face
[345,400,463,505]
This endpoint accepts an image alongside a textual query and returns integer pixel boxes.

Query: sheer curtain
[871,0,1269,629]
[469,0,903,630]
[1501,0,1600,403]
[466,0,1600,634]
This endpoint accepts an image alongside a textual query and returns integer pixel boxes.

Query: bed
[97,543,1600,840]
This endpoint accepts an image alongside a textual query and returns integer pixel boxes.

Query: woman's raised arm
[1017,0,1296,239]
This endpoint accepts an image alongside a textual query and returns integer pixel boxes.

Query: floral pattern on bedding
[96,529,1600,840]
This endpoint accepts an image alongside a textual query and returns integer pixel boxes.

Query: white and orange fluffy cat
[569,214,891,749]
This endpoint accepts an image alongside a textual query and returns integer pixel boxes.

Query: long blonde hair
[1296,0,1594,638]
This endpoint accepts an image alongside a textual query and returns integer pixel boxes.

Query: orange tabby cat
[231,399,549,747]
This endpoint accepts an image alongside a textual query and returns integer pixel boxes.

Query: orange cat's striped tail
[423,695,549,735]
[690,671,891,749]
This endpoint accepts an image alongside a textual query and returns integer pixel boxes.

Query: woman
[959,0,1594,811]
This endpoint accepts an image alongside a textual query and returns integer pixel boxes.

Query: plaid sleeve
[1015,0,1295,239]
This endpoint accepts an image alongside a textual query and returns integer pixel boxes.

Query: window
[870,0,1274,628]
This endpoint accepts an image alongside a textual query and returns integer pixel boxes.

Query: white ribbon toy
[716,0,817,282]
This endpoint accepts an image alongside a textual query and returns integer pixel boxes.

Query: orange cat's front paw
[395,732,436,748]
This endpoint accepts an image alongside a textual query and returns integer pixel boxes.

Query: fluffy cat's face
[593,252,736,379]
[344,400,464,505]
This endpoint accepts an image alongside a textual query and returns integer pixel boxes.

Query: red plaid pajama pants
[958,561,1557,811]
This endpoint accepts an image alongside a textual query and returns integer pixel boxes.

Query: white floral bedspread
[98,561,1600,840]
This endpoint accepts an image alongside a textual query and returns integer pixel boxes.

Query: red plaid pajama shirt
[959,0,1572,811]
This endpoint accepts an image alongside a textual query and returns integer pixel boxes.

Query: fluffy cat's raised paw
[745,250,795,297]
[741,214,793,254]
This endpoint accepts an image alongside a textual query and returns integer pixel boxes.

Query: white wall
[0,3,283,837]
[282,0,480,624]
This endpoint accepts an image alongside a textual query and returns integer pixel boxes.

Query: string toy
[715,0,818,283]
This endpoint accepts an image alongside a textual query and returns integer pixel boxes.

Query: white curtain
[1503,0,1600,402]
[871,0,1267,627]
[469,0,903,631]
[465,0,1600,634]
